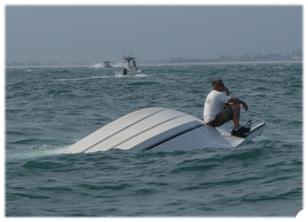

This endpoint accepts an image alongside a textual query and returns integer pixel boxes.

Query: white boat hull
[63,107,265,154]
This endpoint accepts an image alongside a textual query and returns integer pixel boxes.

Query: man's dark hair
[211,79,224,87]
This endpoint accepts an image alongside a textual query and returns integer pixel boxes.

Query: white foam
[112,62,123,68]
[7,145,69,161]
[135,74,147,78]
[114,72,127,78]
[89,63,104,69]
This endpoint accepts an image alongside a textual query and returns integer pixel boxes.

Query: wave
[240,187,301,202]
[55,75,110,82]
[134,73,147,78]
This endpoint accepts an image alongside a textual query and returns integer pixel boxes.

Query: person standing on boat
[203,79,250,137]
[132,60,137,70]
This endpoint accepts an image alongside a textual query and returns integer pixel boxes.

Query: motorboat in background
[103,61,112,68]
[122,54,138,75]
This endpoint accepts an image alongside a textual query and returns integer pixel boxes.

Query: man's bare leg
[230,103,241,129]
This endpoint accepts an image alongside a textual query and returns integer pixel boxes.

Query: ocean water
[6,62,302,216]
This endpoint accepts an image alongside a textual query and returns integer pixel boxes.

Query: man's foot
[240,125,251,133]
[231,126,250,138]
[231,128,246,138]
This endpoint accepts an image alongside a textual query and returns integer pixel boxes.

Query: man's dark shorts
[207,104,233,127]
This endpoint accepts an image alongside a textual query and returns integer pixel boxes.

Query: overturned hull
[64,107,265,154]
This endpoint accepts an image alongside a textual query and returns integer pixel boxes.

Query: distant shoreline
[6,60,302,69]
[144,60,302,66]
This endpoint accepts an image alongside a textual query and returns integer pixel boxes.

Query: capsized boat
[63,107,265,154]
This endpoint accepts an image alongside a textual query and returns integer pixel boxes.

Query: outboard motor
[122,68,128,75]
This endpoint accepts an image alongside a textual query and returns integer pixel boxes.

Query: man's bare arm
[223,86,230,95]
[227,98,248,111]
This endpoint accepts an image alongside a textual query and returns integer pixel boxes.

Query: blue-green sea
[6,62,302,216]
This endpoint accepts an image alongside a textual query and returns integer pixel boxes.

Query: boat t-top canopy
[123,56,136,61]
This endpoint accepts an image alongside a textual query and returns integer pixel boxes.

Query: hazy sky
[6,6,302,63]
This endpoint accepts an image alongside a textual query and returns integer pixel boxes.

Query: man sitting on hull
[203,79,250,137]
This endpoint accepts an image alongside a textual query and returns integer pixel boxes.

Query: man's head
[211,79,225,91]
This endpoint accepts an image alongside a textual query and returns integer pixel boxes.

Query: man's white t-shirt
[203,90,231,123]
